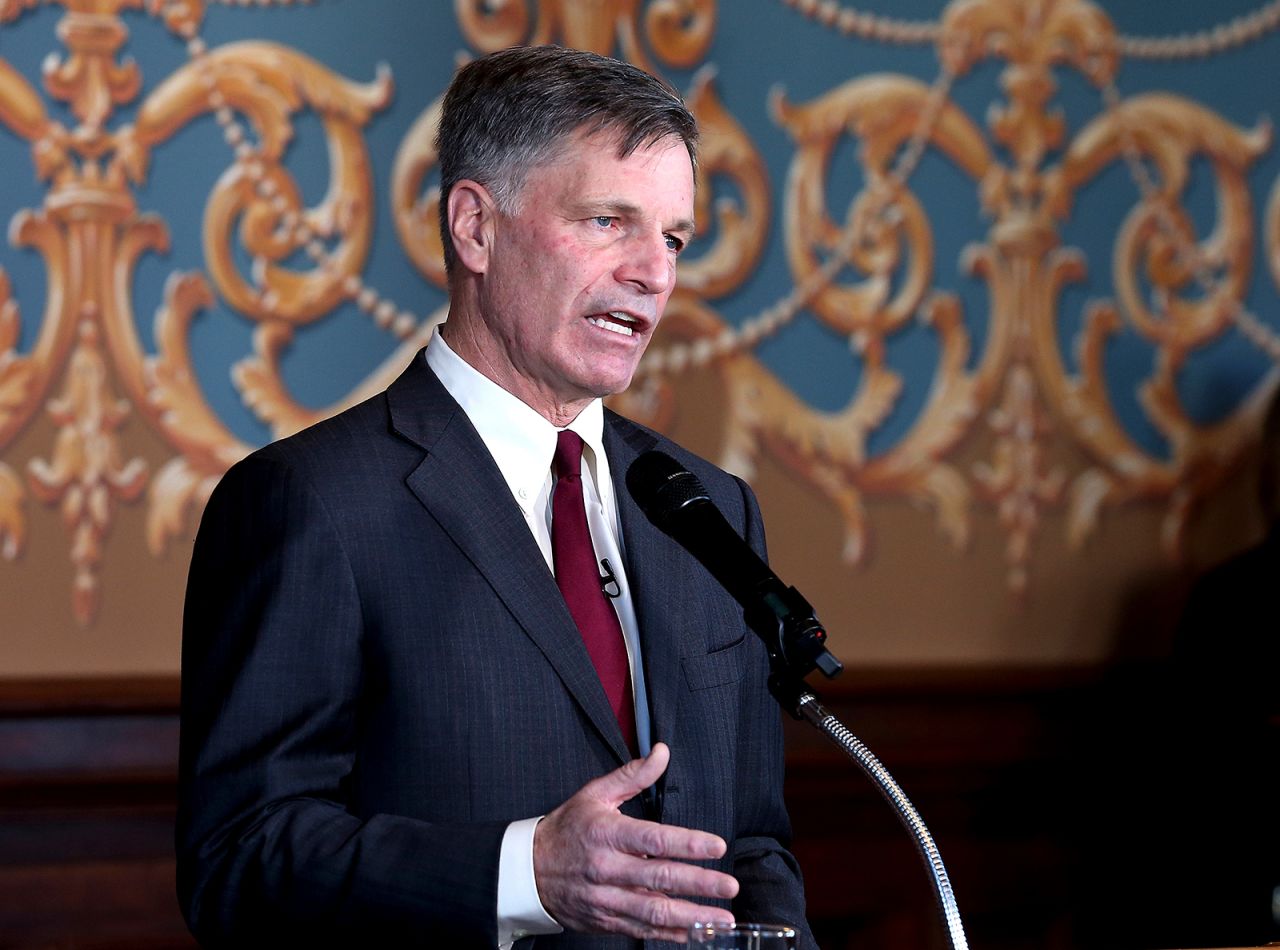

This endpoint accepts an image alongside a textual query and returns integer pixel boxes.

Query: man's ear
[447,180,496,275]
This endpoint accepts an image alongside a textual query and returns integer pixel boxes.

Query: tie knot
[553,429,584,480]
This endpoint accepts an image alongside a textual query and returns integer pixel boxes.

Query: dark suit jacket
[177,353,813,948]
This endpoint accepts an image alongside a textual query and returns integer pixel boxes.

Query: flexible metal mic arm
[769,669,969,950]
[718,573,970,950]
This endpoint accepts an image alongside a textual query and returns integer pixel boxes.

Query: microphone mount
[626,450,970,950]
[624,449,842,688]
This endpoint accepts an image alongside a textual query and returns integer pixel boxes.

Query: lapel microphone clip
[598,558,621,598]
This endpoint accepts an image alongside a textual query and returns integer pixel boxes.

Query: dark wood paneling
[0,679,190,950]
[0,668,1274,949]
[783,669,1087,950]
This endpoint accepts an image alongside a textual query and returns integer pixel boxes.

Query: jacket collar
[386,353,638,766]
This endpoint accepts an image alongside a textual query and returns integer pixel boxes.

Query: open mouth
[587,311,640,338]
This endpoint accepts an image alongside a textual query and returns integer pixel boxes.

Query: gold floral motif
[455,0,715,73]
[151,0,206,40]
[27,319,147,624]
[0,263,24,562]
[0,461,22,560]
[0,3,392,620]
[43,3,143,129]
[973,364,1066,594]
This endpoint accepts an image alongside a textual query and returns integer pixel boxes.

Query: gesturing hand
[533,742,739,942]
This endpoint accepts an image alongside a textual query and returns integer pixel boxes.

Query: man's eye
[665,234,685,253]
[593,216,614,228]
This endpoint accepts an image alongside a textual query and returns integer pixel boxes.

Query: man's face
[463,130,696,422]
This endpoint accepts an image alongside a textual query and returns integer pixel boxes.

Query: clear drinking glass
[687,921,798,948]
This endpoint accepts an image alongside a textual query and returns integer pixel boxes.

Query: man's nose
[617,232,674,295]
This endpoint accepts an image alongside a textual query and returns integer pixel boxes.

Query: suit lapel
[387,355,633,765]
[604,417,693,765]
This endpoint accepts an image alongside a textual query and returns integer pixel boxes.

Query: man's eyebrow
[571,199,695,235]
[668,215,697,237]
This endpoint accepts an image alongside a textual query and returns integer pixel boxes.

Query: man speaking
[177,45,815,948]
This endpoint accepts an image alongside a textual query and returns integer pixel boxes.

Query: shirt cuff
[497,816,562,948]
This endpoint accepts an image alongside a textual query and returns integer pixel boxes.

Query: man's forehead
[530,130,693,199]
[552,126,695,173]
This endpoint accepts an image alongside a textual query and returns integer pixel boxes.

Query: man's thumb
[595,741,670,807]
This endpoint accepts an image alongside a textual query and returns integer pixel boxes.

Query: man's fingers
[607,853,740,901]
[534,745,738,940]
[587,886,735,942]
[604,814,728,863]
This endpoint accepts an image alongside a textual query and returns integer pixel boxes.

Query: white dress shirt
[424,333,652,948]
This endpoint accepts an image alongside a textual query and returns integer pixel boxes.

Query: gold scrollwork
[5,0,1280,622]
[128,43,393,325]
[1267,169,1280,295]
[1049,95,1271,557]
[681,74,997,565]
[0,3,394,620]
[391,94,448,290]
[0,269,26,561]
[773,74,991,337]
[642,0,1280,591]
[679,67,771,299]
[455,0,715,74]
[0,460,22,560]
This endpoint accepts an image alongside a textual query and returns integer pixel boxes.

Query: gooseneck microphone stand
[755,601,970,950]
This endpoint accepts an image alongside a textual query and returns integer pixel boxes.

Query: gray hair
[435,45,699,276]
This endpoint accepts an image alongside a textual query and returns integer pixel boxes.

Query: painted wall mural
[1,0,1277,672]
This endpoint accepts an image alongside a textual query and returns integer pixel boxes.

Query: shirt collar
[425,331,612,509]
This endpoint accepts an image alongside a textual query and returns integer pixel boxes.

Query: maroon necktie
[551,430,637,754]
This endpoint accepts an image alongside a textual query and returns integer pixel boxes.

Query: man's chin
[580,364,644,400]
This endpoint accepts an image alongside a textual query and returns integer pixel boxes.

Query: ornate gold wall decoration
[455,0,716,72]
[4,0,1280,626]
[630,0,1280,592]
[0,0,394,622]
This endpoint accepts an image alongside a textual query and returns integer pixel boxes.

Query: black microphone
[626,450,842,680]
[598,558,621,599]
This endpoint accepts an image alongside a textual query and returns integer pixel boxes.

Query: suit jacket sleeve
[177,454,503,948]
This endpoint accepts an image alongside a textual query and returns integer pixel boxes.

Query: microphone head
[626,451,711,529]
